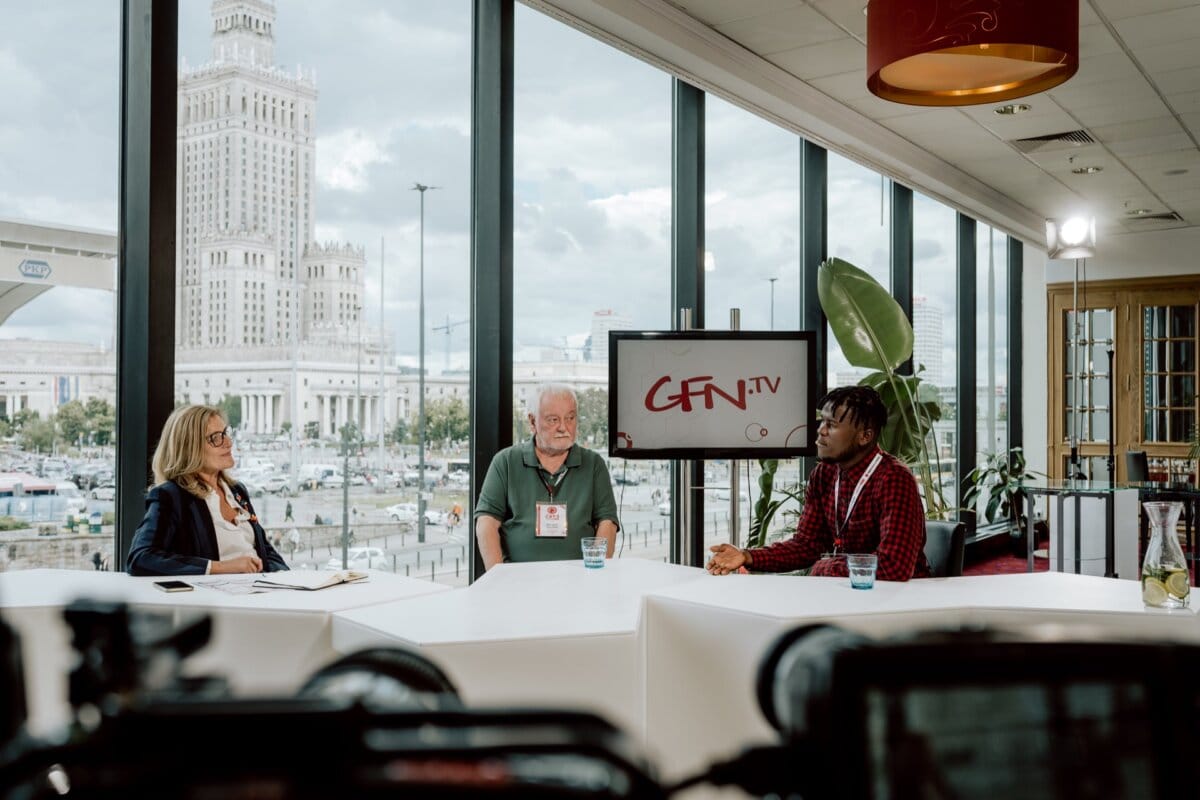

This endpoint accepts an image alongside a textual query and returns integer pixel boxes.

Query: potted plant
[747,458,805,550]
[963,447,1047,556]
[817,257,948,518]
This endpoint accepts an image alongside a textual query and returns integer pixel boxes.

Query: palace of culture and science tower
[174,0,395,439]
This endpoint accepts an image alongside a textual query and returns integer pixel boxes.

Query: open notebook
[252,570,369,591]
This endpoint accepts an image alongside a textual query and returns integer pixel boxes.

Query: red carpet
[961,531,1051,576]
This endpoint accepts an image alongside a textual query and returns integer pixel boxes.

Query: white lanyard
[833,452,883,542]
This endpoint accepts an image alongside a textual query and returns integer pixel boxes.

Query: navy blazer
[126,479,289,576]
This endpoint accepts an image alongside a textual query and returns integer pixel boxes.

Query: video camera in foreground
[3,601,1199,799]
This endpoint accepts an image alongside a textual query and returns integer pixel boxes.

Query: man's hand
[707,543,748,575]
[211,554,264,574]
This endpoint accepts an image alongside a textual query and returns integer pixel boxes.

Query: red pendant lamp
[867,0,1078,106]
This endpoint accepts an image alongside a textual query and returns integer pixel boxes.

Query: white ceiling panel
[1077,24,1122,59]
[662,0,804,27]
[1073,97,1176,128]
[1151,65,1200,95]
[543,0,1200,236]
[767,36,863,80]
[808,0,867,38]
[1135,39,1200,73]
[1091,116,1188,142]
[1168,91,1200,114]
[1112,5,1200,49]
[1109,132,1196,158]
[1094,0,1200,22]
[714,4,843,55]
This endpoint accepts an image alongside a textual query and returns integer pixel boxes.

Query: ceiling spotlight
[1046,216,1096,259]
[1071,165,1103,174]
[994,103,1031,115]
[1125,208,1153,216]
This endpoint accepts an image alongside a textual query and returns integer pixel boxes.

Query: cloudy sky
[0,0,1001,387]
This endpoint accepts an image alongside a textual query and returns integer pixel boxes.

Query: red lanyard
[832,452,882,552]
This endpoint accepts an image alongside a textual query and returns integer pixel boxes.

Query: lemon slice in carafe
[1165,570,1190,598]
[1143,578,1168,606]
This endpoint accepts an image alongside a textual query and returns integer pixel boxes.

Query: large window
[975,224,1009,461]
[826,152,890,389]
[703,95,801,548]
[514,6,671,561]
[175,1,472,586]
[912,193,958,504]
[0,2,119,571]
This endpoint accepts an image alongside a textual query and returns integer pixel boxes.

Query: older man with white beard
[474,383,620,570]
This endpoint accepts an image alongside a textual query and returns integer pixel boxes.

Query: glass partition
[175,1,472,586]
[826,152,890,390]
[912,192,958,505]
[0,2,119,571]
[514,5,671,561]
[703,95,801,549]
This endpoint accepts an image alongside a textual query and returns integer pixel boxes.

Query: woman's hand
[210,554,264,574]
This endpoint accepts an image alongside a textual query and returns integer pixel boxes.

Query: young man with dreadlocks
[707,385,929,581]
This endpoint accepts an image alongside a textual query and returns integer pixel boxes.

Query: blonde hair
[152,404,233,499]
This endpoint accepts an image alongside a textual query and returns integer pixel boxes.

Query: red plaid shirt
[745,446,929,581]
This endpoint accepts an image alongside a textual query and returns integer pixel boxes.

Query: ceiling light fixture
[994,103,1032,115]
[867,0,1078,106]
[1126,208,1153,216]
[1071,165,1102,175]
[1164,168,1189,176]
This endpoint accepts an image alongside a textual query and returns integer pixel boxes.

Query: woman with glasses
[127,404,288,576]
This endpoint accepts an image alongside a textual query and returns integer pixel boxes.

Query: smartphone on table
[153,580,193,592]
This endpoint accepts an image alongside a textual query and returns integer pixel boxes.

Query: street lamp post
[767,277,778,330]
[412,183,438,544]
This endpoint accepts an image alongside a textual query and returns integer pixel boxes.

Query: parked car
[56,483,87,515]
[658,501,671,517]
[423,508,445,526]
[261,474,291,494]
[319,473,344,489]
[385,502,418,523]
[90,484,116,501]
[325,546,389,571]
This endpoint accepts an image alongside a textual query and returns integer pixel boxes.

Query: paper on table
[190,575,270,595]
[252,570,369,591]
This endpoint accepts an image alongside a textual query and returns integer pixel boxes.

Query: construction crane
[432,315,468,371]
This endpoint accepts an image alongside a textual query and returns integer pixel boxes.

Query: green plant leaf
[818,257,913,372]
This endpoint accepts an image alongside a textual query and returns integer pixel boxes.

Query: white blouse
[204,481,258,564]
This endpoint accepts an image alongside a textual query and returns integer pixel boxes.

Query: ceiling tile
[808,0,867,39]
[1095,0,1200,22]
[1048,75,1157,110]
[1113,5,1200,49]
[1153,65,1200,95]
[767,36,864,80]
[808,70,927,120]
[1134,38,1200,73]
[1064,52,1144,88]
[1078,24,1122,59]
[962,105,1081,142]
[663,0,804,27]
[1167,90,1200,114]
[1122,149,1200,175]
[1108,132,1196,157]
[1091,116,1187,143]
[715,4,844,55]
[1072,96,1175,127]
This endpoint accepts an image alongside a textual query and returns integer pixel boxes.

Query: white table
[641,571,1200,784]
[0,569,448,736]
[331,558,706,736]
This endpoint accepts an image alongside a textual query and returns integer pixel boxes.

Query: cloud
[316,128,391,192]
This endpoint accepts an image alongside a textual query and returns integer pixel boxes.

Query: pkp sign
[18,259,52,279]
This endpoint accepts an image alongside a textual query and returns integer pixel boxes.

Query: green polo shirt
[474,438,620,563]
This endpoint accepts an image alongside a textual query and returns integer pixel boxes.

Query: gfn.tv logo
[643,374,781,413]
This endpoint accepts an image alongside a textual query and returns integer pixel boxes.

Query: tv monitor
[608,330,817,460]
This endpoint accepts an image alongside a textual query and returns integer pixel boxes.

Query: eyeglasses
[206,427,233,447]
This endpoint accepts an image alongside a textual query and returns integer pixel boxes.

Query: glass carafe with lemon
[1141,501,1190,609]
